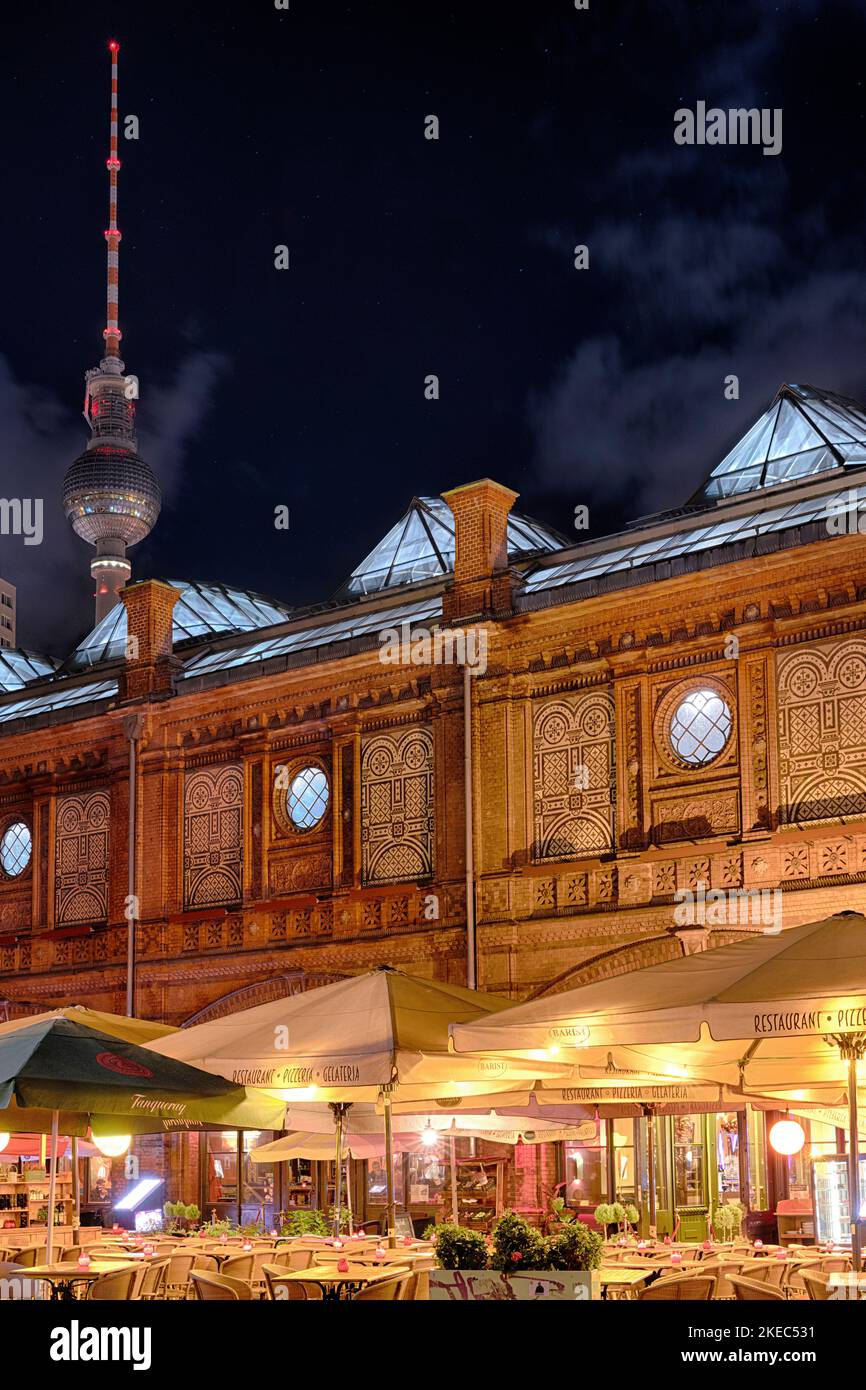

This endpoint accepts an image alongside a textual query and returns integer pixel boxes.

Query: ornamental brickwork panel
[184,763,244,907]
[777,637,866,824]
[55,789,110,925]
[532,692,614,861]
[361,727,434,884]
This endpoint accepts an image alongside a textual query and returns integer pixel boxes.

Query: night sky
[2,0,866,656]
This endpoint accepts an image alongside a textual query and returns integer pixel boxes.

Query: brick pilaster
[441,479,518,622]
[119,579,180,700]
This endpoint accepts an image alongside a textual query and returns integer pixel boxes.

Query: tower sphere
[62,444,162,547]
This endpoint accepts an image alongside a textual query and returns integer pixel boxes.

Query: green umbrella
[0,1015,278,1261]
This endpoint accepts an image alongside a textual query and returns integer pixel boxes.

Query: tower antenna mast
[63,42,161,625]
[104,39,122,361]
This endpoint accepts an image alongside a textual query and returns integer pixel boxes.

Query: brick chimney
[119,579,179,700]
[441,479,518,622]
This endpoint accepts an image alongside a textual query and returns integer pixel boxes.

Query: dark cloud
[0,351,228,656]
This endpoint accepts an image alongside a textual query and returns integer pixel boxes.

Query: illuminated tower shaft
[62,43,161,626]
[105,40,122,360]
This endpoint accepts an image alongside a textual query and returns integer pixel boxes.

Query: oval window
[670,690,732,766]
[287,767,330,831]
[0,821,32,878]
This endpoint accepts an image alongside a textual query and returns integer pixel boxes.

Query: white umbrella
[148,966,564,1241]
[452,909,866,1265]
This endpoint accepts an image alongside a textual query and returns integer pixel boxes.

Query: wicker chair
[138,1259,169,1301]
[728,1275,785,1301]
[736,1259,773,1283]
[59,1246,84,1263]
[352,1275,411,1301]
[261,1265,323,1301]
[86,1267,141,1301]
[219,1254,254,1282]
[13,1247,41,1268]
[801,1269,833,1301]
[270,1248,313,1271]
[192,1254,219,1274]
[163,1253,197,1300]
[638,1275,715,1301]
[190,1271,253,1301]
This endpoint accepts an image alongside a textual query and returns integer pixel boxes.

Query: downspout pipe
[463,661,476,990]
[122,713,144,1017]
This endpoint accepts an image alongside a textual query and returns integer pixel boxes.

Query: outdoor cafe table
[599,1267,652,1300]
[26,1260,136,1302]
[276,1262,411,1302]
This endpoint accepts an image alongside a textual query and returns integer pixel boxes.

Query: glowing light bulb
[421,1125,438,1148]
[769,1120,805,1156]
[92,1135,131,1158]
[547,1045,561,1058]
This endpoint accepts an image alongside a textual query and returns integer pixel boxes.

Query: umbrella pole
[845,1047,862,1270]
[346,1156,353,1236]
[333,1106,344,1237]
[235,1130,243,1229]
[71,1136,80,1234]
[46,1109,59,1265]
[449,1135,459,1224]
[643,1106,657,1237]
[384,1090,396,1248]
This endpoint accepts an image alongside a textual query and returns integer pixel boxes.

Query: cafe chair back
[86,1266,141,1301]
[638,1275,715,1301]
[728,1275,785,1301]
[190,1271,253,1301]
[352,1275,411,1301]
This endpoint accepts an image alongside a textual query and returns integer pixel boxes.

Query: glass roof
[524,484,864,595]
[64,580,293,671]
[0,679,117,726]
[182,596,444,678]
[695,384,866,502]
[342,496,565,596]
[0,649,58,693]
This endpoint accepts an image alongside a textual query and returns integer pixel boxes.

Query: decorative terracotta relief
[653,790,739,843]
[777,638,866,823]
[532,691,614,861]
[55,789,110,925]
[183,763,243,907]
[361,726,434,884]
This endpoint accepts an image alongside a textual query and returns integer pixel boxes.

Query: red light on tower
[108,41,119,52]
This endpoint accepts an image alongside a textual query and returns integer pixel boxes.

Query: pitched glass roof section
[0,649,58,693]
[0,679,117,726]
[342,496,565,596]
[64,580,293,671]
[523,483,865,595]
[182,595,443,679]
[694,384,866,502]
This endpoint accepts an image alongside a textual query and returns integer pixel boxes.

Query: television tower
[62,42,161,625]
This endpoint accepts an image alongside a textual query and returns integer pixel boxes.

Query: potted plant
[280,1208,330,1238]
[163,1200,200,1235]
[593,1201,626,1239]
[713,1198,745,1241]
[425,1222,489,1270]
[623,1203,640,1236]
[427,1211,602,1301]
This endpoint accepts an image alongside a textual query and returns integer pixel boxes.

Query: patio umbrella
[0,1011,268,1262]
[147,965,564,1240]
[452,909,866,1266]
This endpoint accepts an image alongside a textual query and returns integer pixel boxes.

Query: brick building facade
[2,382,866,1226]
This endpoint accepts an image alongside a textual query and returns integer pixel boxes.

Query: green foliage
[430,1223,489,1270]
[623,1204,640,1226]
[489,1211,546,1272]
[237,1219,265,1238]
[546,1221,604,1271]
[199,1217,233,1239]
[713,1199,745,1236]
[280,1208,330,1238]
[163,1200,200,1232]
[593,1202,614,1227]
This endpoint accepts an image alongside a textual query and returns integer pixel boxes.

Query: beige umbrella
[452,909,866,1265]
[147,966,565,1241]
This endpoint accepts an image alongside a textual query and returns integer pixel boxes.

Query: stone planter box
[429,1269,600,1301]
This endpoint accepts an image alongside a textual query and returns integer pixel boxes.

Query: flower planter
[429,1269,600,1301]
